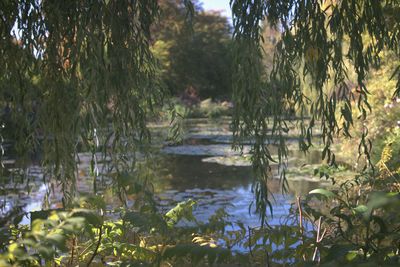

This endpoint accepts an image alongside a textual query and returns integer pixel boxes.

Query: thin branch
[296,196,306,261]
[86,226,103,267]
[312,217,327,262]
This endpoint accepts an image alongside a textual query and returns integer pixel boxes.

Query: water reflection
[155,155,322,226]
[1,118,327,228]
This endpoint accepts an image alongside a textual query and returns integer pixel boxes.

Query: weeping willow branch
[0,0,163,205]
[1,0,399,223]
[230,0,400,223]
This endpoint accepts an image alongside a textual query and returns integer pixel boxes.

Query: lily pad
[201,155,253,166]
[162,145,250,156]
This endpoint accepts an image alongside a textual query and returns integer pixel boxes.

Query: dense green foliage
[339,49,400,170]
[0,0,165,205]
[3,171,400,266]
[153,0,233,99]
[1,0,400,266]
[231,0,400,221]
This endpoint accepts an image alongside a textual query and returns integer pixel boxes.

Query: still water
[155,154,323,227]
[0,118,327,227]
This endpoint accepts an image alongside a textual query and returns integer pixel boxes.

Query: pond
[0,118,329,228]
[152,118,328,226]
[155,154,323,227]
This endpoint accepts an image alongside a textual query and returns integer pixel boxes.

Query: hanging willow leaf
[1,0,400,224]
[230,0,400,222]
[0,0,163,205]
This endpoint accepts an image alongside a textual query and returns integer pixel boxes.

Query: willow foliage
[1,0,400,223]
[230,0,400,223]
[0,0,166,205]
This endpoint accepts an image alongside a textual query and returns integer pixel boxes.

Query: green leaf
[324,244,357,262]
[309,188,336,199]
[37,245,55,259]
[353,205,368,214]
[367,192,399,211]
[63,217,86,232]
[46,233,67,251]
[345,250,359,261]
[70,209,103,227]
[162,244,230,264]
[0,259,11,267]
[165,199,197,227]
[123,212,166,233]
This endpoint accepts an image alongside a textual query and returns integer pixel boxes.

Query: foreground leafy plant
[0,199,233,266]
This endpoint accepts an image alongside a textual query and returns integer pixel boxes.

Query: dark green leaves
[309,188,336,199]
[162,244,230,265]
[0,0,163,204]
[230,0,400,223]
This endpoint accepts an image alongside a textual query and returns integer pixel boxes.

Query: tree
[169,10,232,99]
[0,0,164,204]
[152,0,233,99]
[230,0,400,222]
[0,0,399,222]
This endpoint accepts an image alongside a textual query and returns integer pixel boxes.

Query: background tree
[153,0,233,99]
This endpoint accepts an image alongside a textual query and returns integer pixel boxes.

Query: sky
[201,0,231,17]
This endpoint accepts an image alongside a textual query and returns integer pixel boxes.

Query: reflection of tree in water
[156,155,252,191]
[156,155,321,196]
